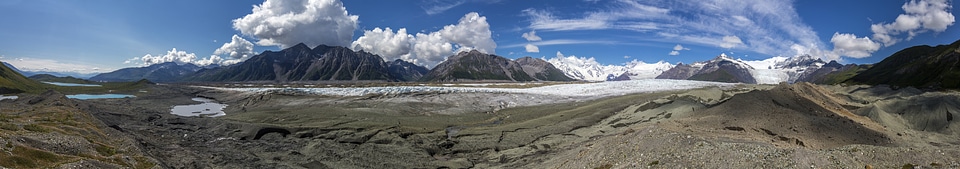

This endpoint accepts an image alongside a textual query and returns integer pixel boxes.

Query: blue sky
[0,0,956,74]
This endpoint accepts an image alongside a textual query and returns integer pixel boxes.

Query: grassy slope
[0,92,156,168]
[817,65,872,85]
[0,62,44,94]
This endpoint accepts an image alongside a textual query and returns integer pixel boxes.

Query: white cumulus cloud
[350,12,496,68]
[672,44,686,51]
[411,32,455,67]
[140,48,197,66]
[830,33,881,58]
[232,0,359,48]
[669,44,690,56]
[871,0,955,46]
[668,50,680,56]
[196,55,223,67]
[522,30,542,41]
[525,44,540,53]
[351,27,415,61]
[212,34,256,65]
[132,48,227,67]
[719,36,744,49]
[436,12,497,54]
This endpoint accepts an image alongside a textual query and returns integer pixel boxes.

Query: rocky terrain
[5,80,959,168]
[0,90,158,168]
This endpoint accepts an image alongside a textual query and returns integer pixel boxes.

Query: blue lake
[43,81,102,87]
[66,94,135,100]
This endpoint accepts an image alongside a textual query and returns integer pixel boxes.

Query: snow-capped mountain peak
[621,60,675,79]
[545,51,675,81]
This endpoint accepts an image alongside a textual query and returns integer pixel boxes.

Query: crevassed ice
[211,79,735,97]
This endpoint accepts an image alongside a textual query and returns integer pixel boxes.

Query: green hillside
[0,62,44,94]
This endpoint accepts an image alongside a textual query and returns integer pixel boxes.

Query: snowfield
[209,79,736,98]
[750,69,790,84]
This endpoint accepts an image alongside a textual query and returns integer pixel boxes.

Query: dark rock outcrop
[421,51,573,82]
[656,54,756,83]
[515,57,575,81]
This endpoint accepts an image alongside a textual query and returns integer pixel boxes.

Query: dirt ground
[4,82,959,168]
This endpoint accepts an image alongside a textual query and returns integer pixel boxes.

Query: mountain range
[185,44,398,82]
[420,50,574,82]
[25,38,959,88]
[90,62,202,82]
[545,54,674,81]
[656,54,758,83]
[386,59,429,81]
[1,62,99,79]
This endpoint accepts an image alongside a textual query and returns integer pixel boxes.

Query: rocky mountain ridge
[90,62,202,82]
[656,54,757,83]
[420,50,574,82]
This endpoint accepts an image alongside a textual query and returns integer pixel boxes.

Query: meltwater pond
[0,95,17,101]
[42,81,102,87]
[67,94,135,100]
[170,98,227,117]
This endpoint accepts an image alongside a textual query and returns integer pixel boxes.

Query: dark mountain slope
[847,39,960,89]
[421,52,574,82]
[185,43,396,82]
[515,57,575,81]
[90,62,201,82]
[386,59,429,81]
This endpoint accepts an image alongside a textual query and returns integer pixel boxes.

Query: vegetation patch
[594,163,613,169]
[94,143,117,156]
[0,145,67,168]
[0,123,18,131]
[23,124,49,132]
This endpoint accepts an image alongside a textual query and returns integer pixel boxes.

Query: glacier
[209,79,735,98]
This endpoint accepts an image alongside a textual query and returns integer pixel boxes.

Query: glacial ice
[210,79,736,98]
